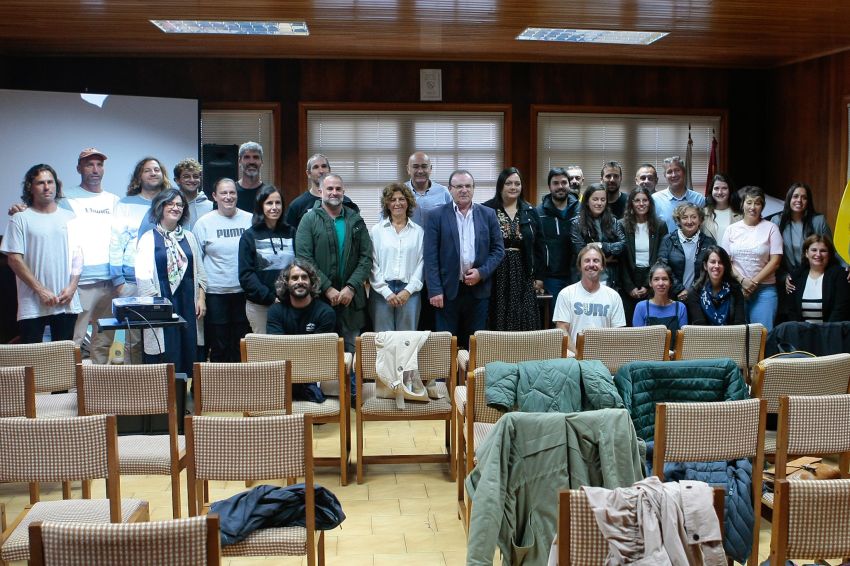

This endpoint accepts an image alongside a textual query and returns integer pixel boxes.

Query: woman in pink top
[721,185,783,330]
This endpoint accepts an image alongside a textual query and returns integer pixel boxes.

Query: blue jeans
[746,283,778,331]
[370,280,421,332]
[435,284,489,350]
[543,277,570,298]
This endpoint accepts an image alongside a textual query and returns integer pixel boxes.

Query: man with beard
[235,141,269,212]
[267,259,335,336]
[565,165,584,198]
[652,156,706,233]
[536,167,579,296]
[601,161,627,219]
[173,158,212,229]
[285,153,359,231]
[295,174,372,354]
[635,163,659,193]
[552,244,625,350]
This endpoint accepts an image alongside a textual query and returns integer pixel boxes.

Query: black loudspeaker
[201,143,239,197]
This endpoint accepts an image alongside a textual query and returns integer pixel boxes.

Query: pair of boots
[376,369,442,409]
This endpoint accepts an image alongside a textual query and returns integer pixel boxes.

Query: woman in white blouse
[369,183,424,331]
[702,173,742,243]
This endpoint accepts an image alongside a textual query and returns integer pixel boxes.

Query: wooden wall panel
[0,56,769,207]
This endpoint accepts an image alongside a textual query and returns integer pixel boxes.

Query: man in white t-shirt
[552,244,626,350]
[1,164,82,343]
[60,148,120,363]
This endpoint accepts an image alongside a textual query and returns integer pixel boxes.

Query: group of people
[3,146,848,370]
[547,158,850,348]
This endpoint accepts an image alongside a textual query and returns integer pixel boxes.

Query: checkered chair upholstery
[576,325,670,374]
[675,324,767,381]
[771,478,850,565]
[752,353,850,456]
[193,361,290,415]
[76,363,186,518]
[28,515,221,566]
[0,415,149,564]
[0,341,80,418]
[557,486,725,565]
[355,332,456,484]
[653,398,766,566]
[764,394,850,511]
[0,366,35,418]
[185,414,323,565]
[454,329,568,525]
[241,333,349,485]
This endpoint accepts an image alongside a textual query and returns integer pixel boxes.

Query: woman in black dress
[482,167,544,331]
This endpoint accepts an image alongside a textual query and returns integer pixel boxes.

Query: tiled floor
[1,411,778,566]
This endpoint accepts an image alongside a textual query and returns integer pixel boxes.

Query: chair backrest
[675,324,767,376]
[186,414,310,482]
[752,353,850,414]
[358,332,456,383]
[469,367,506,424]
[774,394,850,479]
[558,486,725,565]
[241,333,343,384]
[76,363,175,417]
[28,514,221,566]
[772,478,850,564]
[193,361,290,414]
[0,366,35,417]
[470,329,568,369]
[0,341,79,393]
[653,399,766,476]
[0,414,122,520]
[576,326,670,373]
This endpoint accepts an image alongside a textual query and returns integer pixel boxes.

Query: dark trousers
[18,313,77,344]
[204,292,251,363]
[435,284,489,350]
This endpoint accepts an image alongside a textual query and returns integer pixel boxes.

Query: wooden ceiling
[2,1,850,68]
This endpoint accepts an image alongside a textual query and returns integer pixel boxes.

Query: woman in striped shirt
[786,234,850,323]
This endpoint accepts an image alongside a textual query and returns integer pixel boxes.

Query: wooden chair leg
[171,471,182,519]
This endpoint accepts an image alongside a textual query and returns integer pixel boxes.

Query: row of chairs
[561,394,850,565]
[0,402,323,565]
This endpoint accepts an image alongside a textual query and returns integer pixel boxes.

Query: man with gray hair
[652,156,706,232]
[565,165,584,198]
[285,153,359,231]
[235,141,269,212]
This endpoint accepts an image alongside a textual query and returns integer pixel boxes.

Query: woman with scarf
[238,185,296,334]
[685,245,746,326]
[136,188,207,374]
[658,203,716,301]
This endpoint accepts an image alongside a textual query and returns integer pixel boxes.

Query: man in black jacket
[536,167,578,297]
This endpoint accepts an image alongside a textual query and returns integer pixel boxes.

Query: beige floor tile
[404,531,468,553]
[368,482,428,500]
[375,552,445,566]
[336,533,406,555]
[323,554,374,566]
[442,550,467,566]
[372,512,438,535]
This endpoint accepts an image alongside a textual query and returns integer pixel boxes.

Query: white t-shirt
[552,281,626,346]
[192,209,253,294]
[1,207,82,320]
[59,186,119,284]
[721,220,783,284]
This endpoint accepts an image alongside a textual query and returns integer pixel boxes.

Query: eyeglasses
[166,202,185,210]
[450,184,473,190]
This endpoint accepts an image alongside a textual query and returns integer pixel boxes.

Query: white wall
[0,89,198,233]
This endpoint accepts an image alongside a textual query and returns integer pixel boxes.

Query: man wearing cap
[58,148,121,363]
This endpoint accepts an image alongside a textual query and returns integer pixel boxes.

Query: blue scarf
[699,281,732,325]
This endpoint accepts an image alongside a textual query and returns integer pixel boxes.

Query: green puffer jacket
[614,358,747,442]
[485,358,624,413]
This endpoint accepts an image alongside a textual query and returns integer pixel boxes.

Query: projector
[112,297,174,322]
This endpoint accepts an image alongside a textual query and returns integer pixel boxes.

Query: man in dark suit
[423,169,505,348]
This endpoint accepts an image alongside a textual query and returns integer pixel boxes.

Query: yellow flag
[836,179,850,265]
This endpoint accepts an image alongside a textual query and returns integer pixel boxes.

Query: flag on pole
[705,131,718,197]
[835,178,850,265]
[684,124,694,191]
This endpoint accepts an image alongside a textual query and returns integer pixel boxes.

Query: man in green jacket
[294,174,372,354]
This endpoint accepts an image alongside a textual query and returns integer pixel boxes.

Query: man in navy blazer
[423,169,505,347]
